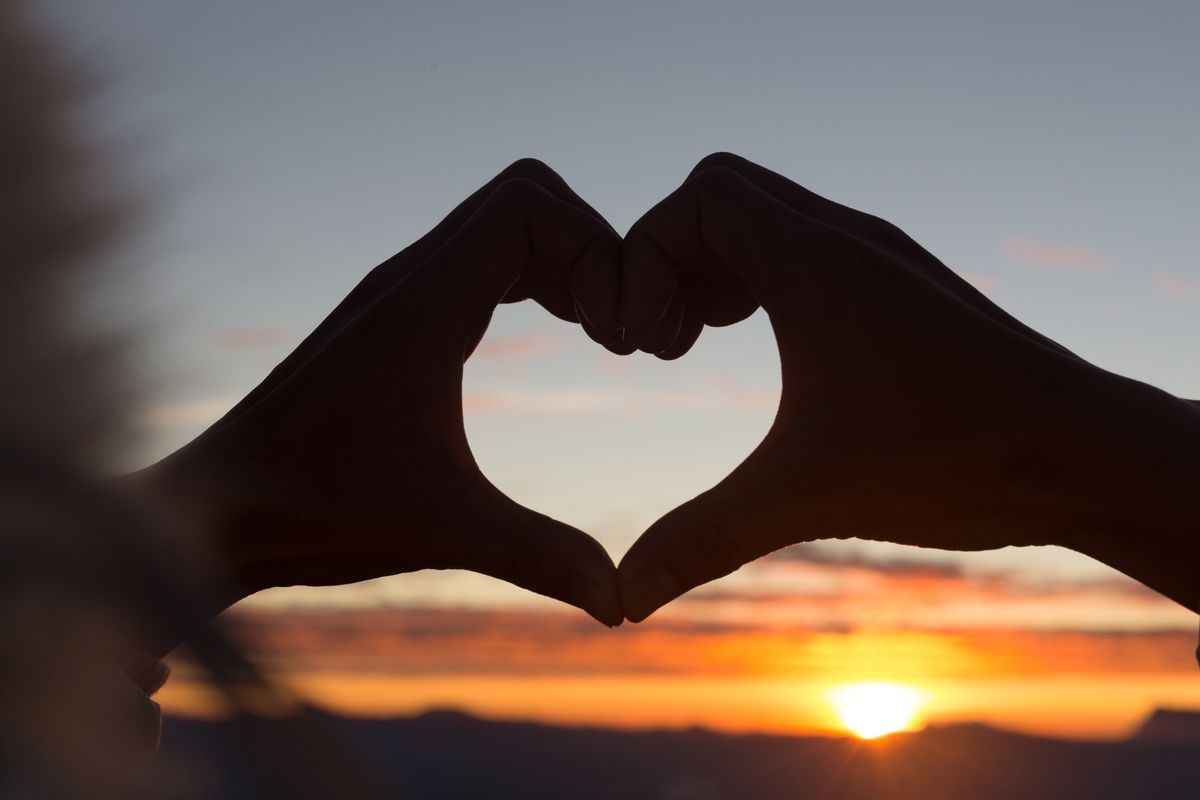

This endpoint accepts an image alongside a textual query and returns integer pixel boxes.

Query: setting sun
[828,682,928,739]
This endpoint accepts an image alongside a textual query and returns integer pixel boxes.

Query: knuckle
[860,211,905,239]
[847,210,917,252]
[690,151,746,177]
[499,157,556,183]
[489,176,546,211]
[686,164,746,200]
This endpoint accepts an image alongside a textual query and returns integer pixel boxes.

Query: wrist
[129,445,267,609]
[1054,369,1200,608]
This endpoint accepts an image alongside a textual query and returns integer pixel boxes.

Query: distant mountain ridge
[1134,708,1200,743]
[148,708,1200,799]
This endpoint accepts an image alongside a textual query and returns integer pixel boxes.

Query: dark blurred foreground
[149,709,1200,800]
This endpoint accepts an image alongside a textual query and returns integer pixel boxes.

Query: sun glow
[827,682,928,739]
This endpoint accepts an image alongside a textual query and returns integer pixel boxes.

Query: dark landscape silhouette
[149,709,1200,799]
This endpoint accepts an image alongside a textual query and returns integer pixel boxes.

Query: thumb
[617,440,802,622]
[448,484,624,627]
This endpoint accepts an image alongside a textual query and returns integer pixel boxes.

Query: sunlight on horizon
[827,682,928,739]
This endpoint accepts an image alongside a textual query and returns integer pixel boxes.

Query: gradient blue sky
[37,1,1200,615]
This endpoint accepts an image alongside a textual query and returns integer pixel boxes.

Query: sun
[827,682,928,739]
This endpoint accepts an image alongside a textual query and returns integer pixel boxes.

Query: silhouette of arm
[128,160,626,655]
[616,152,1200,622]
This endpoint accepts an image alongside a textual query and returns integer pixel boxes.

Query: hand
[617,152,1200,621]
[141,160,625,629]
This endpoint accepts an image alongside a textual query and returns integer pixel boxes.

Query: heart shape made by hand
[149,153,1179,646]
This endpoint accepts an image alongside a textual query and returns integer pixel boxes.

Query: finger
[700,281,759,328]
[399,177,619,359]
[512,225,623,340]
[635,289,686,356]
[574,296,634,353]
[686,152,899,247]
[656,303,704,361]
[632,165,856,319]
[619,230,680,349]
[491,166,624,347]
[450,488,624,627]
[618,165,769,357]
[569,239,627,347]
[219,159,614,428]
[688,153,1077,357]
[618,443,798,622]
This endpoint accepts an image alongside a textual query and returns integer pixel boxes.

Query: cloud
[672,543,1181,634]
[462,388,706,414]
[962,272,1000,296]
[1151,272,1200,303]
[1002,238,1106,273]
[592,353,630,378]
[462,382,779,416]
[140,398,235,428]
[764,543,969,580]
[210,606,1200,681]
[703,373,781,411]
[210,546,1189,685]
[472,334,561,361]
[759,542,1161,600]
[213,327,289,349]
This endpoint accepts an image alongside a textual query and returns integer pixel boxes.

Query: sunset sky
[36,1,1200,740]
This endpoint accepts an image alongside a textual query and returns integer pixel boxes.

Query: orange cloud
[209,607,1198,681]
[161,608,1200,738]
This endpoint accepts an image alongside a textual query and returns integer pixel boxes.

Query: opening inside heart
[462,302,781,565]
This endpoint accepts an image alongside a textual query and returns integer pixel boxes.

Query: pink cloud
[593,354,630,378]
[213,327,288,349]
[140,398,236,428]
[1151,272,1200,303]
[473,334,560,360]
[1002,237,1106,273]
[462,377,779,416]
[962,272,1000,296]
[705,373,780,411]
[462,388,709,415]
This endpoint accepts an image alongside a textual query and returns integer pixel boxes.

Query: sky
[33,0,1200,738]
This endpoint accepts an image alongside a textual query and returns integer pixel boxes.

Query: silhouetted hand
[141,160,625,628]
[618,152,1200,622]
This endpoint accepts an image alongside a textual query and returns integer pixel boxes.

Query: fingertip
[459,491,623,623]
[618,565,680,623]
[571,573,625,628]
[620,233,678,346]
[574,296,624,351]
[604,337,638,356]
[618,499,749,622]
[655,311,704,360]
[635,290,685,356]
[570,234,623,337]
